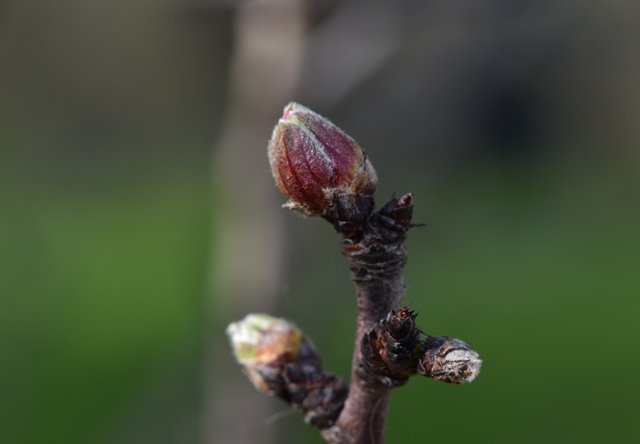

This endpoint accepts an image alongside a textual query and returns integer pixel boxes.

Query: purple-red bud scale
[268,102,377,216]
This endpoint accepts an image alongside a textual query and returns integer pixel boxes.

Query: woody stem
[322,193,413,444]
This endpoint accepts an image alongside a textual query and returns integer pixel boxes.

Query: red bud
[268,102,377,216]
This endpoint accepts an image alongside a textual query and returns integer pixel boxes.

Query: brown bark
[322,193,414,444]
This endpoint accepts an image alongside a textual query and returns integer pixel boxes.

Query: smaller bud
[417,336,482,384]
[268,102,377,218]
[361,307,421,385]
[227,314,304,394]
[227,313,347,428]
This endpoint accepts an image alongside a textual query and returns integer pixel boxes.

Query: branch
[227,103,482,443]
[321,193,414,443]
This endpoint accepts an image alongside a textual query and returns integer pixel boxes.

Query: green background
[1,1,639,443]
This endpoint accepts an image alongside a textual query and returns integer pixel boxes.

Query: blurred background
[1,0,639,443]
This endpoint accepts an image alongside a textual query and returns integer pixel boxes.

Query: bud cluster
[228,102,483,441]
[359,308,483,386]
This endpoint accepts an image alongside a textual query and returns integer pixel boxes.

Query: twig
[322,194,414,443]
[228,103,482,444]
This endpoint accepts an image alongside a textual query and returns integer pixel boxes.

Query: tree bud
[227,314,348,427]
[268,102,377,217]
[361,307,421,385]
[227,314,304,394]
[417,336,482,384]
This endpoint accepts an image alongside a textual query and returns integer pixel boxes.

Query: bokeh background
[1,0,639,443]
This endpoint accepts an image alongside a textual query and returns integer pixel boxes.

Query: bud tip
[227,314,303,366]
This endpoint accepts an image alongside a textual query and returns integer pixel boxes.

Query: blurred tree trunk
[201,1,307,443]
